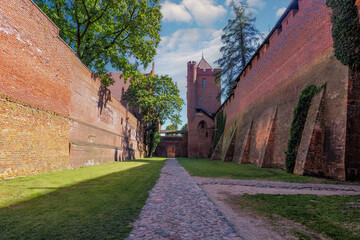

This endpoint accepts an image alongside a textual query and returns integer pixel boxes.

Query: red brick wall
[154,135,188,157]
[216,0,353,180]
[187,60,221,158]
[0,95,70,178]
[0,0,143,178]
[107,73,131,107]
[196,68,221,114]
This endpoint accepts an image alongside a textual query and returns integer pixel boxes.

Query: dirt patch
[194,177,360,240]
[201,185,330,240]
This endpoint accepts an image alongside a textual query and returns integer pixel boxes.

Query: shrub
[285,85,323,173]
[326,0,360,71]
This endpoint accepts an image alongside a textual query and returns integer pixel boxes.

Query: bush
[214,110,226,146]
[285,85,323,173]
[327,0,360,71]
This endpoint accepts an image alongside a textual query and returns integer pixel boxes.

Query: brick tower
[187,56,221,157]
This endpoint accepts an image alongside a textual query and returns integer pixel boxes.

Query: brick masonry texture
[212,0,360,181]
[0,0,143,178]
[154,134,188,158]
[0,96,69,178]
[187,59,221,158]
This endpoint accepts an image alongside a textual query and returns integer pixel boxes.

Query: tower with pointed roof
[187,56,221,157]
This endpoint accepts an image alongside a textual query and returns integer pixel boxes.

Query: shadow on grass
[0,159,165,240]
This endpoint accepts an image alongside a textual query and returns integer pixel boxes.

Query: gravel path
[127,158,241,240]
[194,177,360,195]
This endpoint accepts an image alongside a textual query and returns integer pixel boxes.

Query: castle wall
[154,135,188,158]
[187,60,220,158]
[216,0,355,180]
[0,0,143,178]
[196,69,221,114]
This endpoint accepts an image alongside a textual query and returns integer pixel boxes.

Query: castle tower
[187,56,221,157]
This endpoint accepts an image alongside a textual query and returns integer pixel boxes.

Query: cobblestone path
[127,158,241,240]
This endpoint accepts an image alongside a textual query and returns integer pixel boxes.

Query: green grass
[177,157,331,183]
[0,158,166,239]
[237,194,360,240]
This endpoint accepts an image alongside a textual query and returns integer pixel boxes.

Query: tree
[34,0,162,86]
[181,123,188,132]
[123,74,184,157]
[215,1,260,98]
[165,125,178,136]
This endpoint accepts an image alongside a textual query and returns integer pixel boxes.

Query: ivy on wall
[326,0,360,71]
[285,85,323,173]
[214,110,227,146]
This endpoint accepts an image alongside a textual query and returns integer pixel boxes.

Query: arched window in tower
[202,79,206,88]
[198,120,207,129]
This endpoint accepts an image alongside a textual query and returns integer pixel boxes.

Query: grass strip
[0,158,166,239]
[237,194,360,240]
[177,157,330,183]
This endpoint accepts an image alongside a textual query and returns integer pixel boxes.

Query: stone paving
[195,178,360,195]
[127,158,241,240]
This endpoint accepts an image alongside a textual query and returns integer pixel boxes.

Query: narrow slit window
[203,79,206,88]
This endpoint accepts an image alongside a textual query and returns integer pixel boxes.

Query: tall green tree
[165,125,178,136]
[215,1,260,98]
[34,0,162,86]
[123,74,184,157]
[181,123,188,132]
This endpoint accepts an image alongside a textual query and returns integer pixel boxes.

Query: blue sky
[142,0,292,129]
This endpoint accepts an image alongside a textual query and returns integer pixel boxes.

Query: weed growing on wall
[285,85,323,173]
[326,0,360,71]
[214,110,227,146]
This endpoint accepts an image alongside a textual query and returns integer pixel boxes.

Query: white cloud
[276,7,286,18]
[156,28,222,76]
[225,0,232,6]
[160,0,227,25]
[161,1,192,22]
[226,0,266,8]
[160,29,201,51]
[247,0,265,9]
[148,28,223,127]
[182,0,226,25]
[225,0,265,15]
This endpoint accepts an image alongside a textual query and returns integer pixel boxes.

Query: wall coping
[213,0,299,116]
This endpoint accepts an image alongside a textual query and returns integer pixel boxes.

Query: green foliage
[215,1,261,98]
[144,123,160,157]
[34,0,162,86]
[181,123,188,132]
[177,158,332,183]
[123,74,184,156]
[0,159,166,239]
[165,124,178,136]
[166,125,177,130]
[214,110,226,146]
[239,194,360,240]
[285,85,323,173]
[326,0,360,71]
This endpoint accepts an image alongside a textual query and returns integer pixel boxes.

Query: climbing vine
[326,0,360,71]
[285,85,323,173]
[214,110,227,146]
